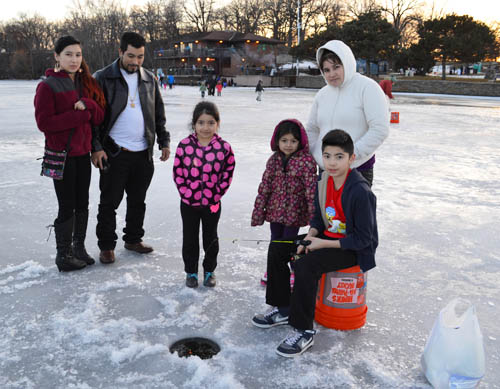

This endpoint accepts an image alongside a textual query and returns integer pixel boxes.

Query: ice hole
[170,337,220,359]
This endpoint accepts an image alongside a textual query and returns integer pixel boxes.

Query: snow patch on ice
[0,261,48,294]
[95,272,143,292]
[110,342,169,364]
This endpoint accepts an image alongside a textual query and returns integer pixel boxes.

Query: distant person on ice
[379,76,396,110]
[173,102,235,288]
[306,40,389,186]
[34,35,105,272]
[251,119,317,287]
[167,74,175,89]
[255,80,264,101]
[379,78,394,100]
[199,81,207,98]
[252,130,378,357]
[215,80,223,96]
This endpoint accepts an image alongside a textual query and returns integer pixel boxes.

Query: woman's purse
[40,128,75,180]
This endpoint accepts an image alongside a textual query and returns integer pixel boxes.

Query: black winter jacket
[310,169,378,272]
[92,59,170,159]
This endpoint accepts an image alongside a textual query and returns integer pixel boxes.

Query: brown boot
[99,250,115,264]
[124,242,153,254]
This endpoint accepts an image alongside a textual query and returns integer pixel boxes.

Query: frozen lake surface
[0,81,499,388]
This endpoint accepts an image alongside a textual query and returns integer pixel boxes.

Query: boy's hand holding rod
[297,227,341,254]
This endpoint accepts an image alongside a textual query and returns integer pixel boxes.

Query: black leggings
[53,154,91,223]
[180,201,221,274]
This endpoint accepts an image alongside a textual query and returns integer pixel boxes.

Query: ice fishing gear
[231,238,311,246]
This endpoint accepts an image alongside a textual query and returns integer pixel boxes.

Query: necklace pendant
[130,102,135,108]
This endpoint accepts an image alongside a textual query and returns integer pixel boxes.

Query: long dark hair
[54,35,106,109]
[78,59,106,109]
[191,101,220,130]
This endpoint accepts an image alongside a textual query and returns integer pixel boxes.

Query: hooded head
[270,119,308,152]
[316,40,357,88]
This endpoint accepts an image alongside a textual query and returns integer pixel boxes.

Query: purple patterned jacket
[173,133,235,207]
[251,119,317,227]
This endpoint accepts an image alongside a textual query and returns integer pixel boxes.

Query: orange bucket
[390,111,399,123]
[315,265,367,330]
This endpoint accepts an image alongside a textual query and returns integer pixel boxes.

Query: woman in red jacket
[34,36,105,272]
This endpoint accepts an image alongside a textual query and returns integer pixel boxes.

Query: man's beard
[120,58,138,74]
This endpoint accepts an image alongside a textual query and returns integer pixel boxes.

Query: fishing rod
[231,238,311,246]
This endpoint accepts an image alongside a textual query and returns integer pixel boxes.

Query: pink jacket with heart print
[173,133,235,207]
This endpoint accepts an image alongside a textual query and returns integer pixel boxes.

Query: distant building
[154,31,285,76]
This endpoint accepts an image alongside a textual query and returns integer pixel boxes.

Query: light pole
[296,0,301,77]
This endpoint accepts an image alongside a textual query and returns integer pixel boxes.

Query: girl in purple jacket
[251,119,317,285]
[173,102,235,288]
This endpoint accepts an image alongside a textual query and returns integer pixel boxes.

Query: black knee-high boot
[55,216,86,272]
[72,210,95,265]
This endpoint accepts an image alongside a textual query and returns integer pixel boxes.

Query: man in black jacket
[91,32,170,264]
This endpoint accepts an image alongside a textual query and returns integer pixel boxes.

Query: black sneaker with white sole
[252,307,289,328]
[276,328,316,357]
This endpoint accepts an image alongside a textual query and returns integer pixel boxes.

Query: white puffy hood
[306,40,389,170]
[316,40,357,88]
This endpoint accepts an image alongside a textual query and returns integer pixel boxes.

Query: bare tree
[300,0,328,41]
[63,0,129,71]
[346,0,381,18]
[212,1,245,32]
[217,0,265,33]
[382,0,424,48]
[3,14,57,78]
[261,0,289,40]
[130,0,166,42]
[128,0,183,42]
[184,0,216,32]
[314,0,346,32]
[425,0,446,20]
[212,7,235,31]
[163,0,184,40]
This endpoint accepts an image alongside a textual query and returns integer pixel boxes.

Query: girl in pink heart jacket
[251,119,317,285]
[173,101,235,288]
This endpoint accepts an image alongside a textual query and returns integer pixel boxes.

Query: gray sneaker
[252,307,289,328]
[276,328,316,357]
[186,273,198,288]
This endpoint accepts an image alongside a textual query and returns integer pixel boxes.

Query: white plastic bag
[421,298,485,388]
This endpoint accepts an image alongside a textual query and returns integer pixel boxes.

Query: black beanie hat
[55,36,80,54]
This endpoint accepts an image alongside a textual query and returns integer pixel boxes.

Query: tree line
[0,0,498,79]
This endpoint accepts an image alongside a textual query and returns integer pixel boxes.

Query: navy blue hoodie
[310,169,378,272]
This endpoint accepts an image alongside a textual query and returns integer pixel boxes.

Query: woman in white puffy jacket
[305,40,389,186]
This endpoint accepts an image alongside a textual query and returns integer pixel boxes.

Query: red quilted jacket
[251,119,317,227]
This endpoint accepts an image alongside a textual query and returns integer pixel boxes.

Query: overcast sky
[1,0,498,25]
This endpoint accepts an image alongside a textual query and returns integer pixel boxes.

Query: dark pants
[180,201,221,274]
[270,223,300,241]
[96,150,154,250]
[266,233,357,331]
[53,154,91,223]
